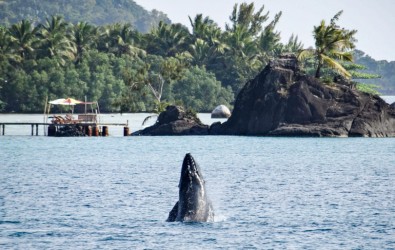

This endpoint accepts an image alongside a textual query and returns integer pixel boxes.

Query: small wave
[303,228,333,233]
[99,236,129,242]
[9,231,32,237]
[0,220,21,225]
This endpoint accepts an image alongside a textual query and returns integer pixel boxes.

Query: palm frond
[297,49,314,61]
[321,54,351,78]
[142,114,158,126]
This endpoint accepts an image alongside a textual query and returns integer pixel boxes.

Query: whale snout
[182,153,199,174]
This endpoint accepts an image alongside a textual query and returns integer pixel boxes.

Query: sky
[134,0,395,61]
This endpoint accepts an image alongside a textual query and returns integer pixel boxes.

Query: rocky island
[134,55,395,137]
[132,105,209,135]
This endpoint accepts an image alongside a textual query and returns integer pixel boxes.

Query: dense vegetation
[0,1,393,113]
[0,0,170,33]
[0,3,303,112]
[354,50,395,95]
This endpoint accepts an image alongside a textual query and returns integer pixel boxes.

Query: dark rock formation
[216,54,395,137]
[132,105,209,135]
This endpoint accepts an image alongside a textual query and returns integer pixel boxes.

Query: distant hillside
[354,50,395,95]
[0,0,170,32]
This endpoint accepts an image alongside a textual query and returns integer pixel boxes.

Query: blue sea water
[1,134,394,249]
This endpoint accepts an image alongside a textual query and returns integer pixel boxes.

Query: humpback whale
[167,153,214,222]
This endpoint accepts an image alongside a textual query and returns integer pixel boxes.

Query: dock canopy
[49,98,84,105]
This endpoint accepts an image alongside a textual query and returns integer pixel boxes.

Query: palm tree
[282,34,304,53]
[298,11,357,79]
[219,2,283,91]
[226,2,269,37]
[145,21,189,57]
[0,26,21,65]
[189,14,218,41]
[36,16,75,64]
[70,21,97,64]
[99,23,145,57]
[257,12,282,64]
[8,19,39,61]
[225,25,257,61]
[187,14,228,67]
[188,38,212,66]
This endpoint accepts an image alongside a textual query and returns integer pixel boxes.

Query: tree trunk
[315,62,322,78]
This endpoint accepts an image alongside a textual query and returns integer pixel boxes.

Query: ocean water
[1,129,394,248]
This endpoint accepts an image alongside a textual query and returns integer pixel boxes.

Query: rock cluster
[217,54,395,137]
[133,55,395,137]
[132,105,209,135]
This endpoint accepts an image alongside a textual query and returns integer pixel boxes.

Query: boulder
[132,105,209,135]
[215,54,395,137]
[211,105,231,118]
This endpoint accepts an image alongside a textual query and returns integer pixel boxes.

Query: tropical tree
[99,23,145,57]
[8,19,39,61]
[298,11,357,79]
[256,12,282,63]
[218,2,283,92]
[187,14,228,67]
[148,56,186,103]
[36,16,75,65]
[0,25,20,65]
[172,66,233,112]
[226,2,269,37]
[70,21,97,64]
[145,21,189,57]
[223,25,256,90]
[280,34,304,54]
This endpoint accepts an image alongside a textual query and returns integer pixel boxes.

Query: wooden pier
[0,122,129,136]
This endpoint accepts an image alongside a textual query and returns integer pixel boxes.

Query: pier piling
[92,126,99,136]
[124,127,130,136]
[48,125,56,136]
[85,126,92,136]
[102,126,109,136]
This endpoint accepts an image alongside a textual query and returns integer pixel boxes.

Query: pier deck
[0,122,129,136]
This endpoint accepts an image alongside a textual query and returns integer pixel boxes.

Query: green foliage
[354,50,395,95]
[356,83,380,95]
[145,21,189,57]
[298,11,357,79]
[171,66,233,112]
[0,0,170,33]
[1,3,391,114]
[296,11,387,96]
[215,3,284,93]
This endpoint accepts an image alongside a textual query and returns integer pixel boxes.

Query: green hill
[0,0,170,32]
[354,50,395,95]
